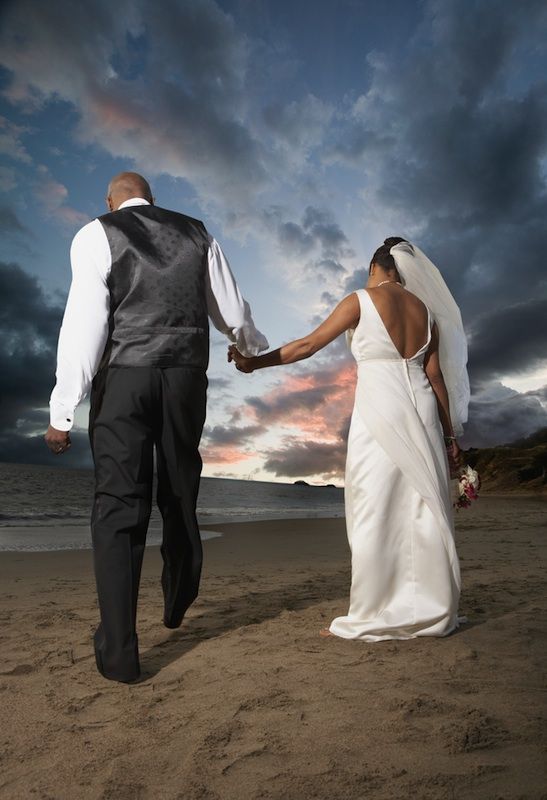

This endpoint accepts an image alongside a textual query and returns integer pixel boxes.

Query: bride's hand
[447,439,463,478]
[228,345,255,373]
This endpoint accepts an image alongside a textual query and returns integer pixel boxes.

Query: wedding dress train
[329,288,462,641]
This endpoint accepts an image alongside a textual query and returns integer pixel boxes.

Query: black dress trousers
[88,366,207,682]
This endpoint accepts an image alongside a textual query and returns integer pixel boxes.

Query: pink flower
[454,465,481,510]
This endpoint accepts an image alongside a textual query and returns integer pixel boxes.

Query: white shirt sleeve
[206,236,269,357]
[49,220,111,431]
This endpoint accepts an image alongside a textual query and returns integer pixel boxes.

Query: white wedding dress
[329,288,462,640]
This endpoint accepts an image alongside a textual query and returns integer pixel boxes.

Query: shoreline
[0,514,346,553]
[0,491,544,553]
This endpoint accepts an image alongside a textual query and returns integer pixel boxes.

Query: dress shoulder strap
[353,288,368,313]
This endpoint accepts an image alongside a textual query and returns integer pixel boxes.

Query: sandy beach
[0,495,546,800]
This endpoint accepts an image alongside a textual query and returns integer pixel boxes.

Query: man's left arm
[205,235,269,357]
[45,221,111,454]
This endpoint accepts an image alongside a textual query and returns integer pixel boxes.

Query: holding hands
[228,345,255,373]
[227,294,361,376]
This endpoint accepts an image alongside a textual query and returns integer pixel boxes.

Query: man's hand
[228,345,255,373]
[44,425,71,455]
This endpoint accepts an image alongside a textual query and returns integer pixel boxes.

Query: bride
[228,237,469,641]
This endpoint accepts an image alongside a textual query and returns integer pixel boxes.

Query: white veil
[390,241,470,436]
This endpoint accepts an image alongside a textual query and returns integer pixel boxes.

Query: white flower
[465,466,480,487]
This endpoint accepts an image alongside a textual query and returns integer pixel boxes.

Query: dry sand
[0,495,546,800]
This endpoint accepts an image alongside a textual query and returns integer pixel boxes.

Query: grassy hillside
[465,428,547,494]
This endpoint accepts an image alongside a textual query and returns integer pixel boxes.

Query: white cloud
[502,369,547,396]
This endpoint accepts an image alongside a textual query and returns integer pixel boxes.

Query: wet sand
[0,495,545,799]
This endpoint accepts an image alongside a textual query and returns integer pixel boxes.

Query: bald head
[107,172,153,211]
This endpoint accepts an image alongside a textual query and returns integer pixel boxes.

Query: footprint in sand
[65,691,104,715]
[0,663,35,676]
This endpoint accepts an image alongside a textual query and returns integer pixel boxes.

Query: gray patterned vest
[97,204,210,370]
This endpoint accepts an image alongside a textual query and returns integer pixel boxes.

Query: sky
[1,0,547,483]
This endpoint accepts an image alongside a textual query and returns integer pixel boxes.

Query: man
[45,172,268,683]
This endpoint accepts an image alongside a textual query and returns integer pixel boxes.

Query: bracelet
[444,435,456,443]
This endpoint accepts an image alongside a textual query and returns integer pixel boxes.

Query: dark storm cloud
[0,261,91,466]
[207,376,233,390]
[343,268,369,294]
[461,382,547,449]
[0,260,60,420]
[1,260,61,371]
[467,297,547,384]
[327,0,547,363]
[246,384,339,423]
[301,206,353,260]
[277,220,314,256]
[203,424,263,446]
[268,204,354,286]
[263,439,346,480]
[316,259,346,277]
[275,205,353,260]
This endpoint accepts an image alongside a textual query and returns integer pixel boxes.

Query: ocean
[0,463,345,551]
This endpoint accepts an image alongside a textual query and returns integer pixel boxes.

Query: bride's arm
[424,322,462,470]
[228,293,360,373]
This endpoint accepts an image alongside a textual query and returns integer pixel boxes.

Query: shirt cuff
[226,299,269,357]
[229,324,269,357]
[49,402,76,432]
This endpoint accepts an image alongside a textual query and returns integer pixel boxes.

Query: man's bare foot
[319,628,334,637]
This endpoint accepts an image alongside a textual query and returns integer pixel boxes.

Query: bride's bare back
[365,284,429,360]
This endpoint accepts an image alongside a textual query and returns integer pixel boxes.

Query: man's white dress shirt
[49,198,268,431]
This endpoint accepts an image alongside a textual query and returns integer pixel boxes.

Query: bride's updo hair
[370,236,408,272]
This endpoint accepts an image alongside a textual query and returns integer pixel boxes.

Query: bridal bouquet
[454,465,481,509]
